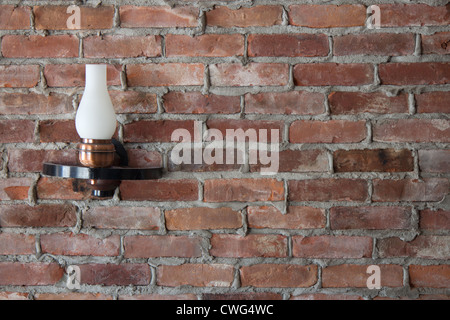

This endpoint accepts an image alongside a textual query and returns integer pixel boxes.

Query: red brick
[37,177,91,200]
[123,120,194,143]
[247,206,326,230]
[165,207,242,230]
[2,35,78,58]
[419,150,450,173]
[0,292,29,300]
[322,264,403,288]
[378,236,450,259]
[294,63,373,86]
[204,293,282,300]
[372,178,449,202]
[120,5,198,28]
[420,209,450,231]
[163,92,240,114]
[8,149,77,172]
[330,206,411,230]
[0,233,35,255]
[206,6,282,27]
[333,149,414,172]
[409,265,450,288]
[84,206,160,230]
[0,92,72,115]
[35,293,113,300]
[240,264,317,288]
[0,120,35,143]
[206,119,283,142]
[41,233,119,257]
[290,120,366,143]
[84,35,161,58]
[334,33,415,56]
[127,63,203,87]
[0,204,76,228]
[378,4,449,27]
[288,179,368,202]
[157,264,234,287]
[245,91,324,115]
[0,178,32,200]
[291,294,363,300]
[109,90,158,114]
[124,235,202,258]
[293,236,372,259]
[373,119,450,143]
[39,119,78,143]
[204,179,284,202]
[250,149,329,173]
[211,234,288,258]
[0,263,64,286]
[166,34,244,57]
[127,149,162,168]
[415,91,450,114]
[34,5,114,30]
[248,34,329,57]
[0,65,40,88]
[119,294,197,301]
[120,180,198,201]
[0,5,30,30]
[289,5,366,28]
[44,64,121,87]
[78,264,151,286]
[422,32,450,55]
[379,63,450,85]
[329,91,408,115]
[210,63,289,87]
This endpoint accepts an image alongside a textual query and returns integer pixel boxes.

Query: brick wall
[0,0,449,300]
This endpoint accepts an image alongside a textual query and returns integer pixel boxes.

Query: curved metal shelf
[43,163,163,181]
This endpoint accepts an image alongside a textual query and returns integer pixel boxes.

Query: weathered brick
[372,178,449,202]
[0,5,31,30]
[334,33,415,56]
[0,120,35,143]
[123,120,195,143]
[2,35,78,58]
[328,92,408,115]
[0,65,40,88]
[288,179,368,202]
[330,206,411,230]
[0,292,29,300]
[34,5,114,30]
[294,63,373,86]
[8,149,77,172]
[0,204,77,228]
[165,207,242,230]
[84,35,161,58]
[163,92,240,114]
[109,90,158,114]
[333,149,414,172]
[120,180,198,201]
[204,179,284,202]
[41,233,120,257]
[378,236,450,259]
[289,4,366,28]
[36,177,91,200]
[206,119,283,142]
[127,63,204,87]
[210,234,288,258]
[204,293,282,300]
[290,120,366,143]
[247,206,326,230]
[39,120,78,143]
[206,6,282,27]
[35,293,113,300]
[120,5,198,28]
[245,91,324,115]
[420,209,450,231]
[166,34,244,57]
[0,263,64,286]
[44,64,121,87]
[0,93,72,115]
[0,233,35,255]
[240,264,318,288]
[78,264,151,286]
[377,4,449,27]
[322,264,403,288]
[379,63,450,85]
[210,63,289,87]
[157,264,234,287]
[124,235,202,258]
[293,235,372,259]
[84,207,160,230]
[373,119,450,143]
[415,91,450,114]
[119,294,197,301]
[0,178,32,200]
[248,34,329,57]
[421,32,450,55]
[409,265,450,288]
[419,150,450,173]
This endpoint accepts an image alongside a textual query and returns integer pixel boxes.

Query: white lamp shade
[75,64,117,140]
